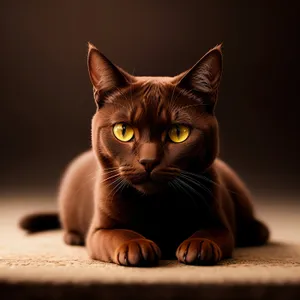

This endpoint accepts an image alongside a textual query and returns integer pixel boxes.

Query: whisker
[110,178,127,198]
[179,174,215,211]
[107,177,123,198]
[119,179,129,194]
[181,170,242,196]
[100,173,121,184]
[180,173,213,197]
[177,177,212,212]
[174,178,199,210]
[102,169,119,176]
[103,167,119,171]
[180,171,222,190]
[168,180,179,194]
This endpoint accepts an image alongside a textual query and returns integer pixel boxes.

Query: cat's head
[87,43,222,195]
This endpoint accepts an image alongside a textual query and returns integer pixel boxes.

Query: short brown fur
[19,43,269,266]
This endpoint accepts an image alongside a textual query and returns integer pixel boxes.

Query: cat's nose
[139,158,160,173]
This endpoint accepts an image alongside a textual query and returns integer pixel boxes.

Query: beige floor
[0,196,299,299]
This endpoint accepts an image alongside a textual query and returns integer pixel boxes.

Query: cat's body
[20,44,269,266]
[59,150,267,258]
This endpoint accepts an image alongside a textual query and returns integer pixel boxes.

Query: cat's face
[88,43,222,194]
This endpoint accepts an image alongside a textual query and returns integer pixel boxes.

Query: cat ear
[173,44,223,98]
[87,43,134,106]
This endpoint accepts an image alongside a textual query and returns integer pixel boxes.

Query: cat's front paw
[115,239,161,267]
[176,238,222,265]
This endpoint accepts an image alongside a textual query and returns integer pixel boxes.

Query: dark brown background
[1,0,299,199]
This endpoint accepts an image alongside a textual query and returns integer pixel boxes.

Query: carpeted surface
[0,196,299,299]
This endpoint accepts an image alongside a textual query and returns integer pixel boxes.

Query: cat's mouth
[127,173,153,186]
[133,178,166,194]
[122,168,180,194]
[127,168,179,183]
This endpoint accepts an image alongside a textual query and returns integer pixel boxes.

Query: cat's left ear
[173,44,223,104]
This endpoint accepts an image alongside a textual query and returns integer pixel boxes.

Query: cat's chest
[128,195,209,235]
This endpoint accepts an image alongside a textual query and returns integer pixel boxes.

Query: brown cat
[19,43,270,267]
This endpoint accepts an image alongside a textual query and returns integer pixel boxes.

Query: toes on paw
[177,238,222,266]
[116,239,160,267]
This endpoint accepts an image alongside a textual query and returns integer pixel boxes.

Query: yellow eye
[168,124,190,143]
[113,123,134,142]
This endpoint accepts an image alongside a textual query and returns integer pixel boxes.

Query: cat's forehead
[103,77,206,127]
[110,80,198,126]
[116,78,175,107]
[111,81,171,124]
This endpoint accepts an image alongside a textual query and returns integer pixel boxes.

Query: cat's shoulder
[212,158,244,186]
[69,149,95,166]
[63,149,99,176]
[212,158,237,178]
[213,158,230,171]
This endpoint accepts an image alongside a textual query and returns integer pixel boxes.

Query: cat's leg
[63,230,84,246]
[59,199,85,247]
[216,159,270,247]
[60,200,85,246]
[176,228,234,265]
[225,180,269,247]
[59,200,85,247]
[231,182,270,247]
[57,151,96,247]
[86,228,161,267]
[236,219,269,247]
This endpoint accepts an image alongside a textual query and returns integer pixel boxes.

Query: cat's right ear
[87,43,134,107]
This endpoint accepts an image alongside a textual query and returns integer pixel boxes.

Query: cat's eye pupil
[176,126,180,138]
[122,124,126,136]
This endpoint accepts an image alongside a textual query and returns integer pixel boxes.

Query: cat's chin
[133,181,167,195]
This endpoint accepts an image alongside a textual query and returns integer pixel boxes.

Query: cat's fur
[19,43,269,266]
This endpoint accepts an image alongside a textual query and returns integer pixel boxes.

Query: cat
[19,43,270,267]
